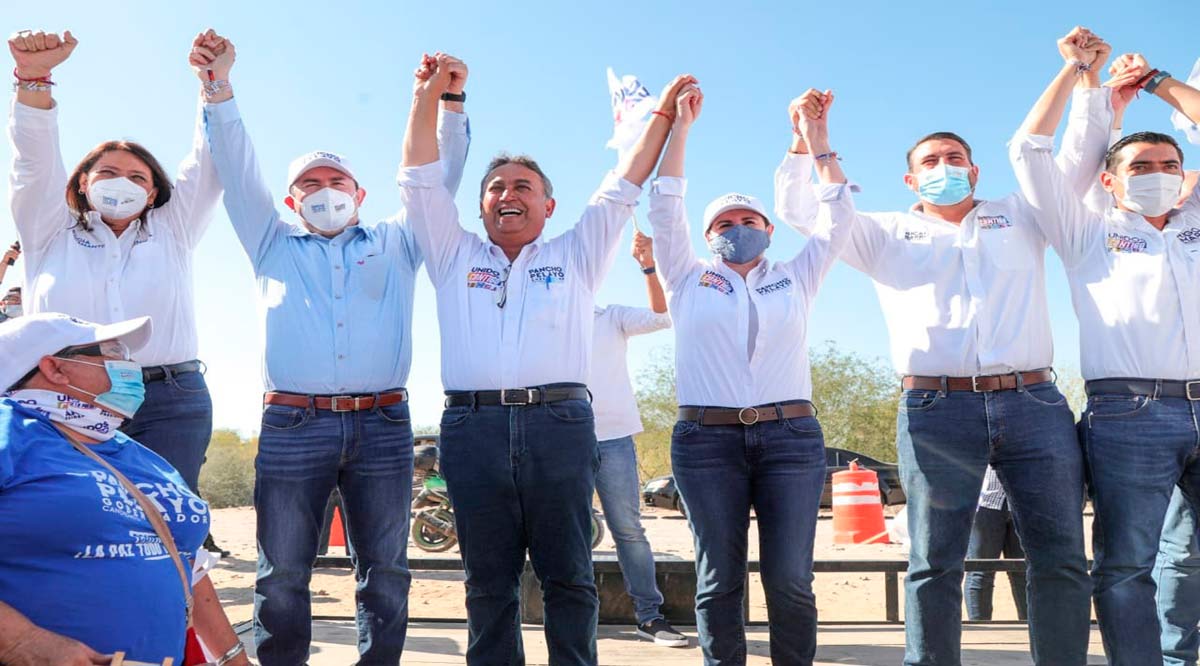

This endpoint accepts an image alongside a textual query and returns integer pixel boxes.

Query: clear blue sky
[2,1,1197,433]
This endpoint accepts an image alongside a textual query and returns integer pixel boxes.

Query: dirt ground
[208,505,1052,626]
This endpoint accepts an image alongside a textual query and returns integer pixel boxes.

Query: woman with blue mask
[648,85,856,666]
[7,30,230,556]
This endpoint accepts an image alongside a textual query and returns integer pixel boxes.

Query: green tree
[198,428,257,508]
[808,342,900,462]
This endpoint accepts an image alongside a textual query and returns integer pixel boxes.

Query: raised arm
[1010,27,1112,266]
[7,30,77,260]
[0,242,18,287]
[784,88,857,292]
[630,230,668,314]
[398,53,470,284]
[569,76,697,290]
[774,88,877,274]
[435,56,470,195]
[648,85,702,290]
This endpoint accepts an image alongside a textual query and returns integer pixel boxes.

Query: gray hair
[479,153,554,201]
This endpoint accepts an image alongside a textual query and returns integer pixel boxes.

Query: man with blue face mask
[199,34,471,665]
[1010,31,1200,664]
[774,58,1111,663]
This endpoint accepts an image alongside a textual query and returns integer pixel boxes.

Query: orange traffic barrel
[329,506,347,548]
[831,461,890,544]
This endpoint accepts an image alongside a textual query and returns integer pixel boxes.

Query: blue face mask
[917,164,973,206]
[708,225,771,265]
[61,358,146,418]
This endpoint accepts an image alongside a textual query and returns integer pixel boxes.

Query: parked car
[641,447,906,516]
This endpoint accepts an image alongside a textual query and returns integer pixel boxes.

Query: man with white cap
[399,54,693,666]
[773,34,1112,663]
[0,313,248,665]
[201,42,471,664]
[650,83,855,665]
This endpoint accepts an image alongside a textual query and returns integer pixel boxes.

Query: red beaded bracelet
[12,68,52,84]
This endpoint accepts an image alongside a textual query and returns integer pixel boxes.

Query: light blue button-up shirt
[203,99,469,393]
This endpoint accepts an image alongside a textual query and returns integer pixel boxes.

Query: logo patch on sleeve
[698,270,734,295]
[1106,233,1148,254]
[528,266,566,288]
[755,277,793,295]
[1178,228,1200,245]
[978,215,1013,230]
[466,266,503,291]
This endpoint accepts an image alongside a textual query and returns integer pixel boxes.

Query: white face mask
[300,187,357,233]
[1121,172,1184,218]
[3,388,126,440]
[86,177,151,220]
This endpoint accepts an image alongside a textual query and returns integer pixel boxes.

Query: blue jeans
[897,383,1090,666]
[1155,486,1200,666]
[671,404,826,666]
[121,366,213,492]
[595,436,664,624]
[253,399,414,666]
[1083,392,1200,665]
[963,504,1027,621]
[438,389,599,666]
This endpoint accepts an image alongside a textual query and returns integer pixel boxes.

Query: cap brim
[91,316,153,354]
[290,158,356,186]
[704,204,771,233]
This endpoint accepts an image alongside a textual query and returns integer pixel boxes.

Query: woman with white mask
[648,84,856,666]
[7,29,227,523]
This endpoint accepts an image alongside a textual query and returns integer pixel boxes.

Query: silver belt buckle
[1186,381,1200,401]
[738,407,760,425]
[500,389,536,406]
[330,395,354,412]
[971,375,986,392]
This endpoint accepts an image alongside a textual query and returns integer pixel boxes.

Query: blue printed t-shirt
[0,398,210,661]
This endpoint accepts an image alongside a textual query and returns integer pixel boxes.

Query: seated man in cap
[0,313,247,665]
[399,53,694,666]
[199,35,471,665]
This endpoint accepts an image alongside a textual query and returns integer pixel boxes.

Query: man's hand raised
[188,29,235,83]
[631,230,655,269]
[655,74,699,121]
[673,84,703,132]
[8,29,77,79]
[793,88,833,152]
[413,52,454,99]
[1105,53,1148,117]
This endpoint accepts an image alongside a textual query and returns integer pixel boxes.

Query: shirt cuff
[397,160,444,187]
[593,171,642,206]
[438,110,469,134]
[780,151,815,172]
[202,97,241,124]
[816,182,860,202]
[10,98,58,125]
[1012,133,1055,152]
[651,177,687,197]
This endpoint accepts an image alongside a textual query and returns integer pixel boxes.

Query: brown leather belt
[263,389,408,412]
[901,369,1054,393]
[678,401,816,426]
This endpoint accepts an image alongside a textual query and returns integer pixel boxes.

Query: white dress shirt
[589,305,671,441]
[773,89,1112,377]
[1011,111,1200,380]
[397,161,640,390]
[650,177,855,407]
[9,100,222,367]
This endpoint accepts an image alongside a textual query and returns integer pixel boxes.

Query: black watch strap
[440,91,467,102]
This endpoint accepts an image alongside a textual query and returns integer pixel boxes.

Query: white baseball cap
[0,313,152,391]
[702,192,771,232]
[286,150,358,188]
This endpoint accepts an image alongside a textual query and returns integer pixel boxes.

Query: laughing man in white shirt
[399,55,693,666]
[772,43,1115,666]
[589,230,683,647]
[1010,28,1200,664]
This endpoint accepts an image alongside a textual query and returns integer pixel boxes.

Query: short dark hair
[479,153,553,201]
[906,132,973,171]
[1104,131,1185,171]
[67,141,173,230]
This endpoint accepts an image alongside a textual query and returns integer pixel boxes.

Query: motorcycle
[411,440,606,553]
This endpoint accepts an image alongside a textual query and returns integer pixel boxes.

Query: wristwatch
[440,91,467,102]
[1144,70,1171,95]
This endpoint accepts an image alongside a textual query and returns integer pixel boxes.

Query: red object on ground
[831,461,890,544]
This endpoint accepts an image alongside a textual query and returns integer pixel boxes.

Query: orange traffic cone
[831,461,890,544]
[329,506,347,548]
